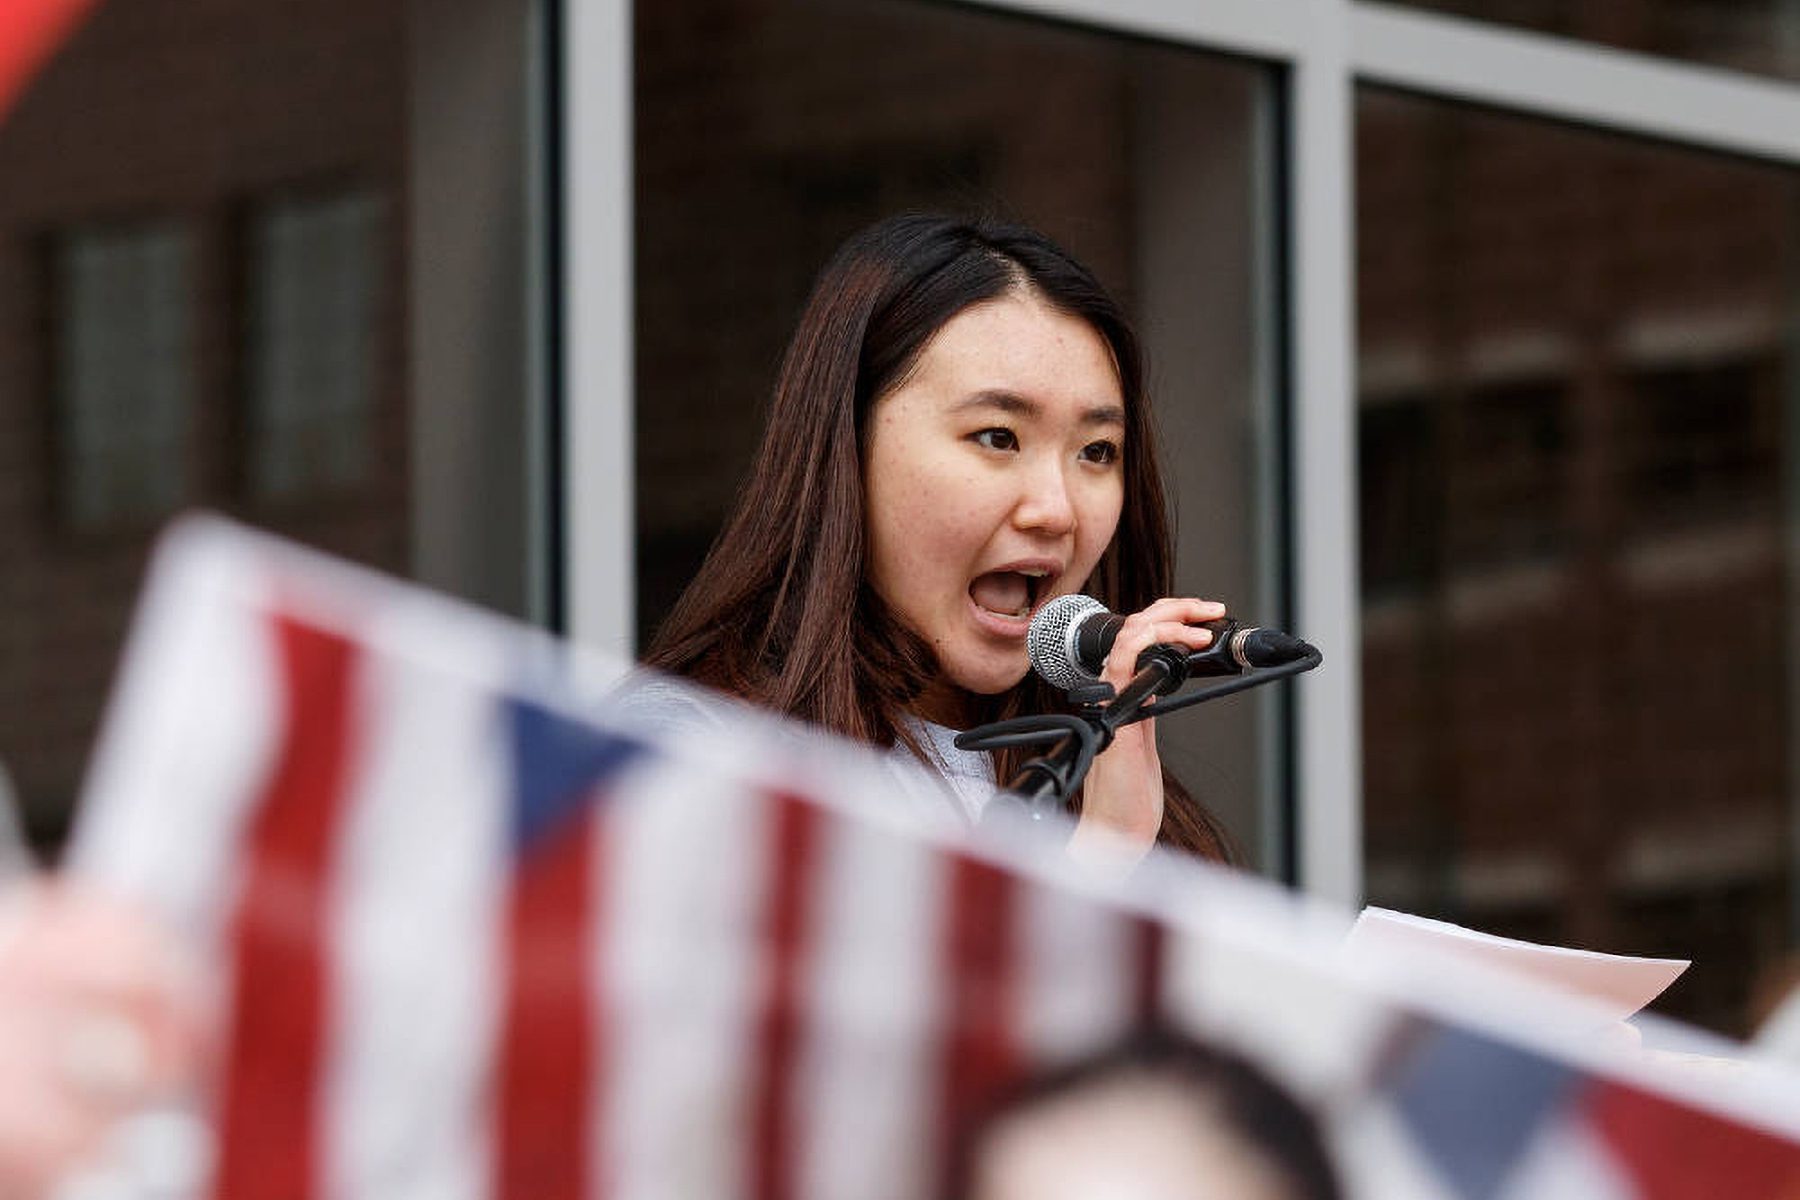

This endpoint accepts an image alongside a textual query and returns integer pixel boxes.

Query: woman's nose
[1012,458,1076,535]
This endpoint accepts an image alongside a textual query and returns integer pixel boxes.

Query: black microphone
[1027,594,1314,691]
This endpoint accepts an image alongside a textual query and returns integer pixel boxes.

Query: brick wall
[0,0,410,846]
[1357,90,1799,1031]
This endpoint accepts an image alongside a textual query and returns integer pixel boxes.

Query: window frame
[566,0,1800,903]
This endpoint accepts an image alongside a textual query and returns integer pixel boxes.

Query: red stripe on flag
[1586,1079,1800,1200]
[0,0,101,122]
[1130,915,1166,1025]
[938,853,1019,1166]
[750,792,823,1200]
[496,810,600,1200]
[212,615,359,1200]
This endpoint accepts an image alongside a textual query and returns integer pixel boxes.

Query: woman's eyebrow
[953,389,1037,417]
[953,390,1126,427]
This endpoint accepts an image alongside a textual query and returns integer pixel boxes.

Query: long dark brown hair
[643,213,1233,860]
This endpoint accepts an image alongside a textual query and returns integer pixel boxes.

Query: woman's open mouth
[968,566,1054,625]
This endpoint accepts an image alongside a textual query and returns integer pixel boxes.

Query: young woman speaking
[644,213,1235,866]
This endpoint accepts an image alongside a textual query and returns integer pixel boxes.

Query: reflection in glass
[1357,87,1800,1034]
[1393,0,1800,86]
[635,0,1282,865]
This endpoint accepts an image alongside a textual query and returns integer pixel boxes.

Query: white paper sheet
[1348,906,1689,1024]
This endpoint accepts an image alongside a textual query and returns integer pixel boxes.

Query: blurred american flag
[67,517,1800,1200]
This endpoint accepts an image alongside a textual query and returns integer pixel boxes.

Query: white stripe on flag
[1015,881,1139,1063]
[1336,1102,1466,1200]
[324,617,509,1200]
[71,563,282,958]
[794,817,948,1200]
[1500,1116,1634,1200]
[600,756,772,1200]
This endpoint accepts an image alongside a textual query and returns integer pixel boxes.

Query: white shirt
[615,675,999,827]
[889,715,1000,825]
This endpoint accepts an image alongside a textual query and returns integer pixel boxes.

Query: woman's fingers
[1136,597,1227,625]
[1098,599,1229,689]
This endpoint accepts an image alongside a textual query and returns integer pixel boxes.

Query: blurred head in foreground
[954,1028,1341,1200]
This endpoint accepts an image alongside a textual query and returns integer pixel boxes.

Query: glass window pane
[52,222,196,529]
[246,191,384,502]
[1389,0,1800,86]
[635,1,1285,866]
[0,2,540,849]
[1357,86,1800,1035]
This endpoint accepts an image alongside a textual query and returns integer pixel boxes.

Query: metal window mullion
[949,0,1308,63]
[1353,1,1800,167]
[564,0,636,656]
[1292,1,1364,907]
[525,0,553,628]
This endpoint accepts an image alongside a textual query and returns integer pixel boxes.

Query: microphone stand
[954,643,1323,823]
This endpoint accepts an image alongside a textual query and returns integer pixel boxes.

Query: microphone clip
[1065,680,1115,707]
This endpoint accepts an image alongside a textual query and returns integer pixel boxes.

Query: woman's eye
[974,428,1018,452]
[1081,439,1120,465]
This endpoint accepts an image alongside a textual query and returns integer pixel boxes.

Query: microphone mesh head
[1028,594,1106,691]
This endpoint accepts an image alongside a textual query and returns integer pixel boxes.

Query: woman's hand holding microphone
[1067,597,1228,870]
